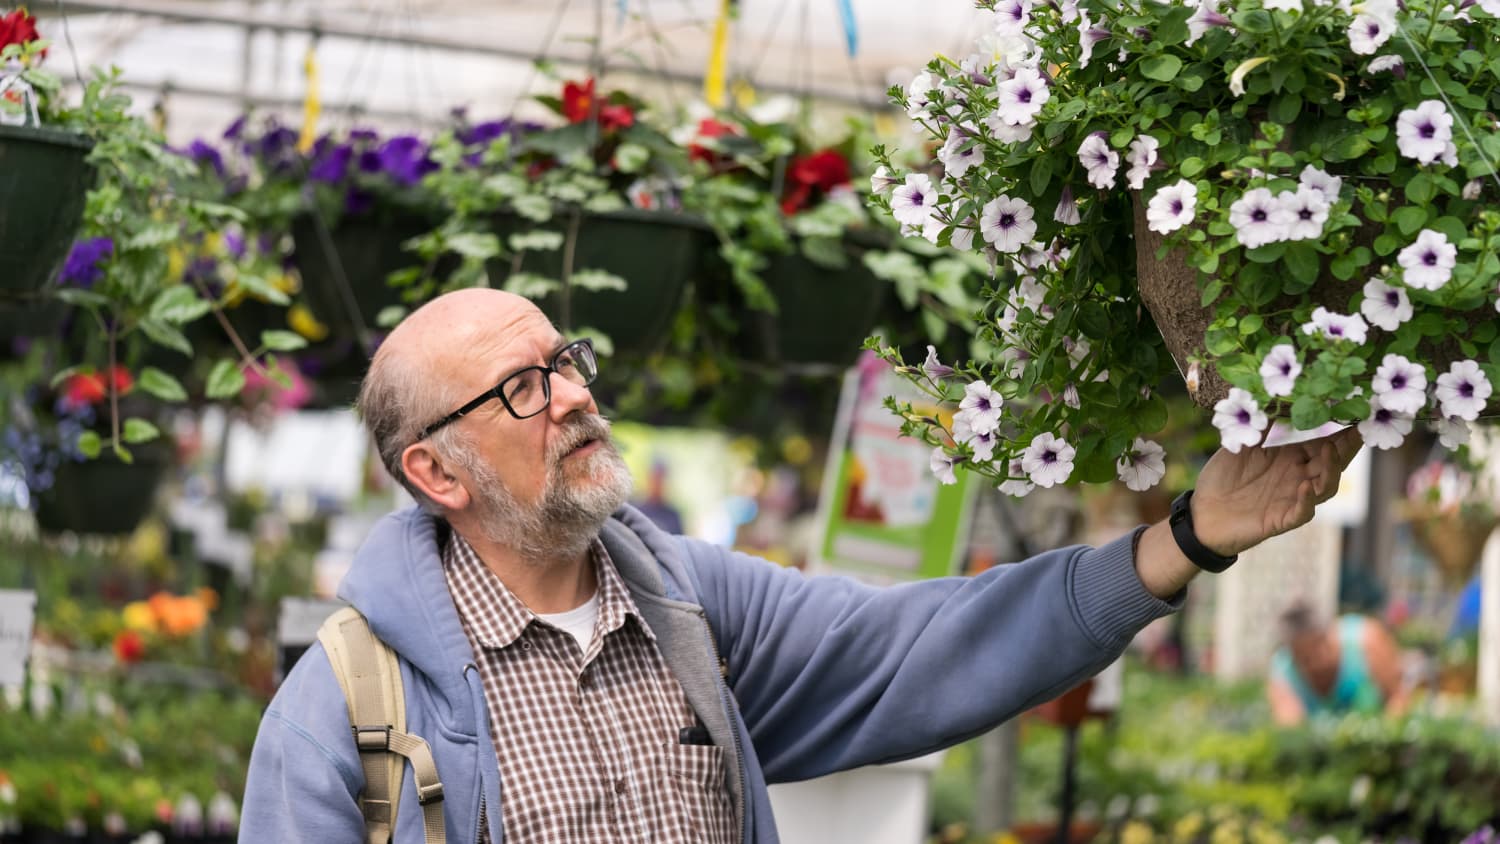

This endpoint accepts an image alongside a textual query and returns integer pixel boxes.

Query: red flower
[689,118,738,163]
[112,630,145,664]
[0,9,42,51]
[781,149,852,215]
[560,79,634,131]
[61,365,133,408]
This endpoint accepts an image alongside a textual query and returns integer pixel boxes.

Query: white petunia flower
[1077,10,1111,69]
[1360,277,1413,330]
[1077,133,1119,189]
[892,174,939,227]
[1479,0,1500,15]
[995,66,1051,126]
[949,220,976,251]
[1348,14,1392,54]
[1229,187,1293,248]
[1187,0,1232,45]
[922,345,955,379]
[1357,396,1413,449]
[1366,55,1404,76]
[993,0,1034,36]
[1283,187,1330,240]
[1396,100,1454,165]
[983,113,1035,144]
[980,195,1038,253]
[1014,275,1047,310]
[998,458,1035,497]
[1116,438,1167,491]
[1464,179,1483,201]
[906,71,938,119]
[1259,343,1301,397]
[1435,360,1493,421]
[1021,432,1076,487]
[1397,229,1457,290]
[956,417,999,462]
[1299,165,1343,203]
[1054,184,1082,225]
[1125,135,1160,191]
[1371,353,1427,414]
[939,126,985,179]
[1146,180,1198,234]
[959,380,1005,432]
[930,446,959,485]
[1213,388,1269,453]
[870,165,900,195]
[1434,415,1471,448]
[1300,306,1369,345]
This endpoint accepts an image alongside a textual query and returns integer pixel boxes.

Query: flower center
[1385,291,1400,306]
[1460,382,1475,398]
[1329,324,1345,336]
[999,213,1016,228]
[1392,374,1407,389]
[1042,450,1057,464]
[1375,408,1392,423]
[1280,362,1293,376]
[1237,409,1251,425]
[1017,89,1032,104]
[1419,122,1436,140]
[1251,208,1268,223]
[911,190,926,204]
[1423,251,1438,266]
[1170,199,1184,215]
[1299,208,1314,221]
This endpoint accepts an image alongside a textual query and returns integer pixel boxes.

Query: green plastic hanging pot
[488,209,709,355]
[291,207,442,342]
[740,231,889,367]
[0,124,95,297]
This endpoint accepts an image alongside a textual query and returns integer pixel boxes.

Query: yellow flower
[1173,811,1205,842]
[272,270,300,295]
[1229,56,1273,97]
[166,246,186,282]
[289,303,330,342]
[1121,820,1159,844]
[122,601,158,634]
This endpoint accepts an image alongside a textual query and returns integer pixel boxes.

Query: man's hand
[1191,426,1364,557]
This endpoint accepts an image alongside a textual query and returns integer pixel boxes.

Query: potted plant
[1404,453,1497,586]
[871,0,1500,494]
[0,10,94,302]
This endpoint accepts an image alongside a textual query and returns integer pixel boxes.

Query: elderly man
[242,288,1361,843]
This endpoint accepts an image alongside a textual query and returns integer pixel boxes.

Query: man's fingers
[1331,426,1363,470]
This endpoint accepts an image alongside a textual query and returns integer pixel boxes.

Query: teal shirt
[1271,615,1385,718]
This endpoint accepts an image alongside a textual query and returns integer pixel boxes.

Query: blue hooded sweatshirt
[241,505,1177,843]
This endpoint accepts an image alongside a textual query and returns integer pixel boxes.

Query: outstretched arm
[1134,427,1364,599]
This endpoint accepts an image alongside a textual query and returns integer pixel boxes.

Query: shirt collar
[441,530,654,651]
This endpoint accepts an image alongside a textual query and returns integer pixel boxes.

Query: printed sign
[814,357,977,582]
[0,590,37,687]
[277,597,347,679]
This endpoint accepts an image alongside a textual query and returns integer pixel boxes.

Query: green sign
[814,361,977,582]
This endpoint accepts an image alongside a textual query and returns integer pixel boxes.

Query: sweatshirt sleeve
[240,643,366,843]
[685,529,1179,784]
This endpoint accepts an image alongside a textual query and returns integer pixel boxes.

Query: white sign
[277,597,348,647]
[0,590,37,687]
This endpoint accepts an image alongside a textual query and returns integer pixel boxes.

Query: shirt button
[579,672,592,689]
[614,779,628,796]
[520,640,532,652]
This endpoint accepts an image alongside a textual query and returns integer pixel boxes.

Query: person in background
[1267,601,1410,725]
[632,458,684,534]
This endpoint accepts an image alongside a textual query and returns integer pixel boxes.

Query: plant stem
[107,315,120,452]
[189,276,269,378]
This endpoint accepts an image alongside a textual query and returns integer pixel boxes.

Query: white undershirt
[536,592,600,653]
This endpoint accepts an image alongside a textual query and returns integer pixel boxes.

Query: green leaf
[1270,93,1302,124]
[613,142,650,173]
[1200,278,1225,307]
[376,306,407,328]
[1392,206,1428,235]
[447,231,501,260]
[259,330,308,352]
[113,442,133,465]
[54,287,109,308]
[122,418,160,444]
[149,285,212,325]
[138,318,193,357]
[508,230,565,253]
[76,430,102,459]
[1136,394,1170,433]
[137,367,187,401]
[1030,154,1054,197]
[503,272,561,299]
[1284,243,1321,286]
[1078,302,1111,337]
[1179,157,1205,178]
[1405,173,1435,204]
[1373,233,1400,255]
[124,222,180,251]
[232,273,291,306]
[1239,313,1263,335]
[1245,242,1287,264]
[205,359,246,399]
[1291,396,1332,429]
[1139,54,1183,82]
[568,269,628,292]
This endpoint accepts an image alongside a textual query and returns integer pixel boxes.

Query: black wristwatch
[1168,490,1238,573]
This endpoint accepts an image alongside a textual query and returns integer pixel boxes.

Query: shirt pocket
[654,741,735,844]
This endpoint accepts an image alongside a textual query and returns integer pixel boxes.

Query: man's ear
[402,441,470,511]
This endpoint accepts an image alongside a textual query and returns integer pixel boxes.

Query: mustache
[547,413,614,464]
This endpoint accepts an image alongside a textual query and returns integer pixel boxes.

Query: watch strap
[1168,490,1238,574]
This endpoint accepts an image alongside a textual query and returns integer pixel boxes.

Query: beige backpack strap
[318,608,447,844]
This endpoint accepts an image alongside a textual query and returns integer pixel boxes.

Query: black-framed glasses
[418,338,598,440]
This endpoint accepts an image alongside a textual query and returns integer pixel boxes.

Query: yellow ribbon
[296,43,321,154]
[704,0,733,108]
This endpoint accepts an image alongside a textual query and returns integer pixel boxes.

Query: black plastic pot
[290,207,440,343]
[737,233,889,367]
[0,125,95,297]
[32,441,172,536]
[487,209,710,356]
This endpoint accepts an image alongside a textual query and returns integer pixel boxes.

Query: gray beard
[460,416,634,564]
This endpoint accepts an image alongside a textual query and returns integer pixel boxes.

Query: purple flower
[377,136,437,186]
[59,237,114,288]
[224,231,247,260]
[180,139,225,178]
[348,128,380,143]
[222,115,247,140]
[343,187,375,216]
[309,143,354,184]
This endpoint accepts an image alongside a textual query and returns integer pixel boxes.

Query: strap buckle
[354,725,392,752]
[416,781,445,805]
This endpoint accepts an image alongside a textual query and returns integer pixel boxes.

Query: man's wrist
[1168,490,1239,573]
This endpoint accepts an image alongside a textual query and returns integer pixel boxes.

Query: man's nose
[548,370,596,419]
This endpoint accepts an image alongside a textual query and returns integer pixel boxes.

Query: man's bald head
[357,288,552,506]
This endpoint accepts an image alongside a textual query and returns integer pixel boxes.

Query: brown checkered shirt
[442,529,736,844]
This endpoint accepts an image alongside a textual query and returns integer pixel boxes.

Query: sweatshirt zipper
[697,609,746,844]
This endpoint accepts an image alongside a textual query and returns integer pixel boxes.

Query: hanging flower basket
[0,124,95,298]
[290,208,441,345]
[737,232,889,367]
[32,441,171,536]
[1407,507,1498,587]
[487,208,709,355]
[0,295,66,357]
